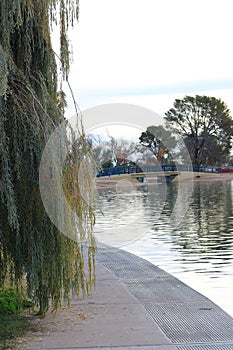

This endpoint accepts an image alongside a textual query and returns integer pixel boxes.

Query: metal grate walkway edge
[97,245,233,348]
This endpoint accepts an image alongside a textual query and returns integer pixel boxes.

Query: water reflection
[163,182,233,265]
[94,180,233,316]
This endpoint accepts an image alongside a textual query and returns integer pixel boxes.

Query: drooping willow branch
[0,0,96,316]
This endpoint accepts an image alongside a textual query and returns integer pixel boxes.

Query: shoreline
[96,171,233,189]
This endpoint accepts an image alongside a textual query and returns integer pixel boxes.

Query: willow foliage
[0,0,96,316]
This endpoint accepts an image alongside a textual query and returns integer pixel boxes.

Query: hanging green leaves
[0,0,96,316]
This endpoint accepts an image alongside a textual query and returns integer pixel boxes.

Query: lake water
[94,178,233,317]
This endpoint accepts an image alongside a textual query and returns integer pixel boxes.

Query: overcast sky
[61,0,233,138]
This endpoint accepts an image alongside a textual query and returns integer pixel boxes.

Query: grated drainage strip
[102,261,170,279]
[98,247,233,345]
[176,344,233,349]
[123,279,207,303]
[144,302,233,343]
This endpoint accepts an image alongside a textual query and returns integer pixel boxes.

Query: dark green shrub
[0,288,33,315]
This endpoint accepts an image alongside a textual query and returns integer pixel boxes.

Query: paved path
[23,246,233,350]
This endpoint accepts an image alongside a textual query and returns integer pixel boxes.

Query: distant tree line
[91,95,233,170]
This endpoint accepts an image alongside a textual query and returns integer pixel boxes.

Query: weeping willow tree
[0,1,96,316]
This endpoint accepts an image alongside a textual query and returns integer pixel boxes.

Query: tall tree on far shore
[0,1,96,316]
[139,125,177,163]
[165,95,233,166]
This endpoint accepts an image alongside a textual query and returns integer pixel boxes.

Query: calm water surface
[94,179,233,317]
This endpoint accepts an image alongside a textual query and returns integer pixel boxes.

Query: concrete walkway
[23,246,233,350]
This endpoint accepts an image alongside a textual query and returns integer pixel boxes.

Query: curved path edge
[23,244,233,350]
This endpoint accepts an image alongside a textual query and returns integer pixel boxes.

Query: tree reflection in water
[95,179,233,316]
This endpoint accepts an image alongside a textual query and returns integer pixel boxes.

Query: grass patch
[0,313,33,349]
[0,288,36,349]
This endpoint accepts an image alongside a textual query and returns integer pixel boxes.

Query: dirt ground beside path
[13,301,91,350]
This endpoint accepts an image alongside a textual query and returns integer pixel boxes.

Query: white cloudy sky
[61,0,233,138]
